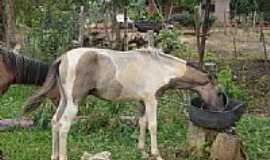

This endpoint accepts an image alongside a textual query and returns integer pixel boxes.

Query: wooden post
[259,13,268,61]
[223,8,227,35]
[232,21,238,59]
[147,30,154,47]
[233,34,238,58]
[123,1,128,51]
[78,6,85,47]
[199,0,211,69]
[194,6,201,56]
[253,11,257,30]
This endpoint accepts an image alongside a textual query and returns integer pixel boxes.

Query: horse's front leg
[145,97,163,160]
[138,102,147,158]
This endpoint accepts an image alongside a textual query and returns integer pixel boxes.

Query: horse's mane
[0,47,49,85]
[137,47,187,64]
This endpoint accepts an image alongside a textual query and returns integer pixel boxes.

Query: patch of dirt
[181,28,270,59]
[219,59,270,117]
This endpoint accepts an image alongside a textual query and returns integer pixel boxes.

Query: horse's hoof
[51,156,59,160]
[141,151,148,159]
[59,156,68,160]
[149,154,163,160]
[156,156,163,160]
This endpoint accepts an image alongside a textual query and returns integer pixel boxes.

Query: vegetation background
[0,0,270,160]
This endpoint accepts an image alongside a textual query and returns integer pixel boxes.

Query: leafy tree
[230,0,257,15]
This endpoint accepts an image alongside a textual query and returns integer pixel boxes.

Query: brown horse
[23,47,224,160]
[0,47,59,106]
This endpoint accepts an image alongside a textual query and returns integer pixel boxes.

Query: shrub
[145,12,163,23]
[155,29,187,55]
[217,68,248,101]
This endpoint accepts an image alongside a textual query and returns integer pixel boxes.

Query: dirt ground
[223,59,270,116]
[181,28,270,59]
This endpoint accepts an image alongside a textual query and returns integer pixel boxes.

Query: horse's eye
[217,92,223,97]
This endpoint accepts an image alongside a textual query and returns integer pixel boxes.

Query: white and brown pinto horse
[23,47,224,160]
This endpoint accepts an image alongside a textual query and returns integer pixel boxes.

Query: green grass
[237,116,270,160]
[0,86,269,160]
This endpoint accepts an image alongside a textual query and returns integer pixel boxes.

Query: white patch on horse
[64,48,87,103]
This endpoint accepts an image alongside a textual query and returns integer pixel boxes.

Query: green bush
[217,68,248,101]
[155,29,187,55]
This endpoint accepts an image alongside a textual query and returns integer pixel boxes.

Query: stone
[186,122,218,157]
[81,151,112,160]
[210,133,246,160]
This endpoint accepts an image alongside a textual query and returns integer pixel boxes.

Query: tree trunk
[199,0,211,69]
[194,6,201,56]
[112,4,121,50]
[150,0,159,14]
[0,0,4,41]
[110,3,121,50]
[168,1,173,21]
[123,2,128,51]
[6,0,16,49]
[78,6,84,47]
[104,10,111,48]
[259,13,268,62]
[147,30,154,47]
[151,0,164,28]
[232,20,238,58]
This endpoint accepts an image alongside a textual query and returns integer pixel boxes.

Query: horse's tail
[23,58,62,114]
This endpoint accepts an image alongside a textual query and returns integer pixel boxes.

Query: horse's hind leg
[58,99,78,160]
[51,97,66,160]
[145,97,163,160]
[57,74,91,160]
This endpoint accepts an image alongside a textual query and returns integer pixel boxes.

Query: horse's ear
[207,74,217,81]
[186,61,200,70]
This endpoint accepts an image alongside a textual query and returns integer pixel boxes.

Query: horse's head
[192,81,225,111]
[0,49,10,77]
[0,48,16,94]
[171,61,225,111]
[149,49,225,110]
